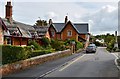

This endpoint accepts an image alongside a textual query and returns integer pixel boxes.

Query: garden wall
[1,49,72,76]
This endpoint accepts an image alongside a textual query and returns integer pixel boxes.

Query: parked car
[86,44,97,53]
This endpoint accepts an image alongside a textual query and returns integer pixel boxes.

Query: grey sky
[0,0,119,35]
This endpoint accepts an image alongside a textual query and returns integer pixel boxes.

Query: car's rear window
[88,46,94,47]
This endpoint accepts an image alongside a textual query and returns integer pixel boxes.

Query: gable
[52,23,65,32]
[49,24,57,32]
[61,21,79,34]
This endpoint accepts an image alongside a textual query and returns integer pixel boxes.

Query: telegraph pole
[114,31,118,48]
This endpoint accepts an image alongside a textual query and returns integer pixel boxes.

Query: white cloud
[44,12,58,20]
[77,5,118,35]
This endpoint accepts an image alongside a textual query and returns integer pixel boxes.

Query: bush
[2,45,32,64]
[28,40,42,50]
[2,45,55,65]
[41,37,50,48]
[76,41,83,50]
[64,39,83,50]
[50,39,66,51]
[107,39,115,52]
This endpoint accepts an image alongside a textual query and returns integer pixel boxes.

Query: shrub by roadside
[28,40,43,50]
[1,45,54,65]
[50,39,66,51]
[76,41,83,50]
[64,39,84,51]
[2,45,32,65]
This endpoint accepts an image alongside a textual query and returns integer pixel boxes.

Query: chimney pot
[65,16,68,24]
[49,19,53,25]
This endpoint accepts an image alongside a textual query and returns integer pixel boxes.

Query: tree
[35,19,48,26]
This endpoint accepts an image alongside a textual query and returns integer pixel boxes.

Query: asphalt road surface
[44,47,119,77]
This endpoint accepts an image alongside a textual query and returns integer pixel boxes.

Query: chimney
[65,15,68,24]
[5,1,12,22]
[49,19,53,25]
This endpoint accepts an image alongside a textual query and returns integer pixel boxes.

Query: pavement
[111,52,120,70]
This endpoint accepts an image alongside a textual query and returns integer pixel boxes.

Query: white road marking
[111,53,118,59]
[59,54,85,71]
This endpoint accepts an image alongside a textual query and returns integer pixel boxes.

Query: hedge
[31,50,53,57]
[1,45,54,65]
[2,45,32,65]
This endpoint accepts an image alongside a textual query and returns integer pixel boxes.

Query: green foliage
[23,46,33,58]
[2,45,55,65]
[28,40,42,50]
[41,37,51,48]
[32,50,53,57]
[118,36,120,49]
[94,34,115,44]
[76,41,83,50]
[106,39,115,52]
[93,34,116,52]
[64,39,83,50]
[50,39,66,51]
[2,45,32,64]
[35,19,48,26]
[93,41,102,46]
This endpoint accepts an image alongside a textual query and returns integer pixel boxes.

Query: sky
[0,0,119,35]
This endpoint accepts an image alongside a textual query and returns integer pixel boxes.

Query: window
[67,30,72,37]
[5,37,11,45]
[51,31,55,37]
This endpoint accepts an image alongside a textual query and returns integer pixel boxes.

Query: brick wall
[61,23,78,41]
[49,26,57,39]
[0,25,3,45]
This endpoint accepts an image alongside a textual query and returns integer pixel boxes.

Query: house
[32,26,50,45]
[48,16,90,47]
[1,1,50,46]
[1,1,38,46]
[33,26,50,39]
[1,1,90,47]
[0,17,7,45]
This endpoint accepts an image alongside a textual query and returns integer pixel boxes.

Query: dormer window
[67,30,72,37]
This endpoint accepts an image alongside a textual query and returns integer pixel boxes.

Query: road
[3,47,119,79]
[43,47,119,78]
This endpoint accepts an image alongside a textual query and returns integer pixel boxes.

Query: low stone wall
[1,49,72,76]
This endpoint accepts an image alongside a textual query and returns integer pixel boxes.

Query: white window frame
[67,30,72,37]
